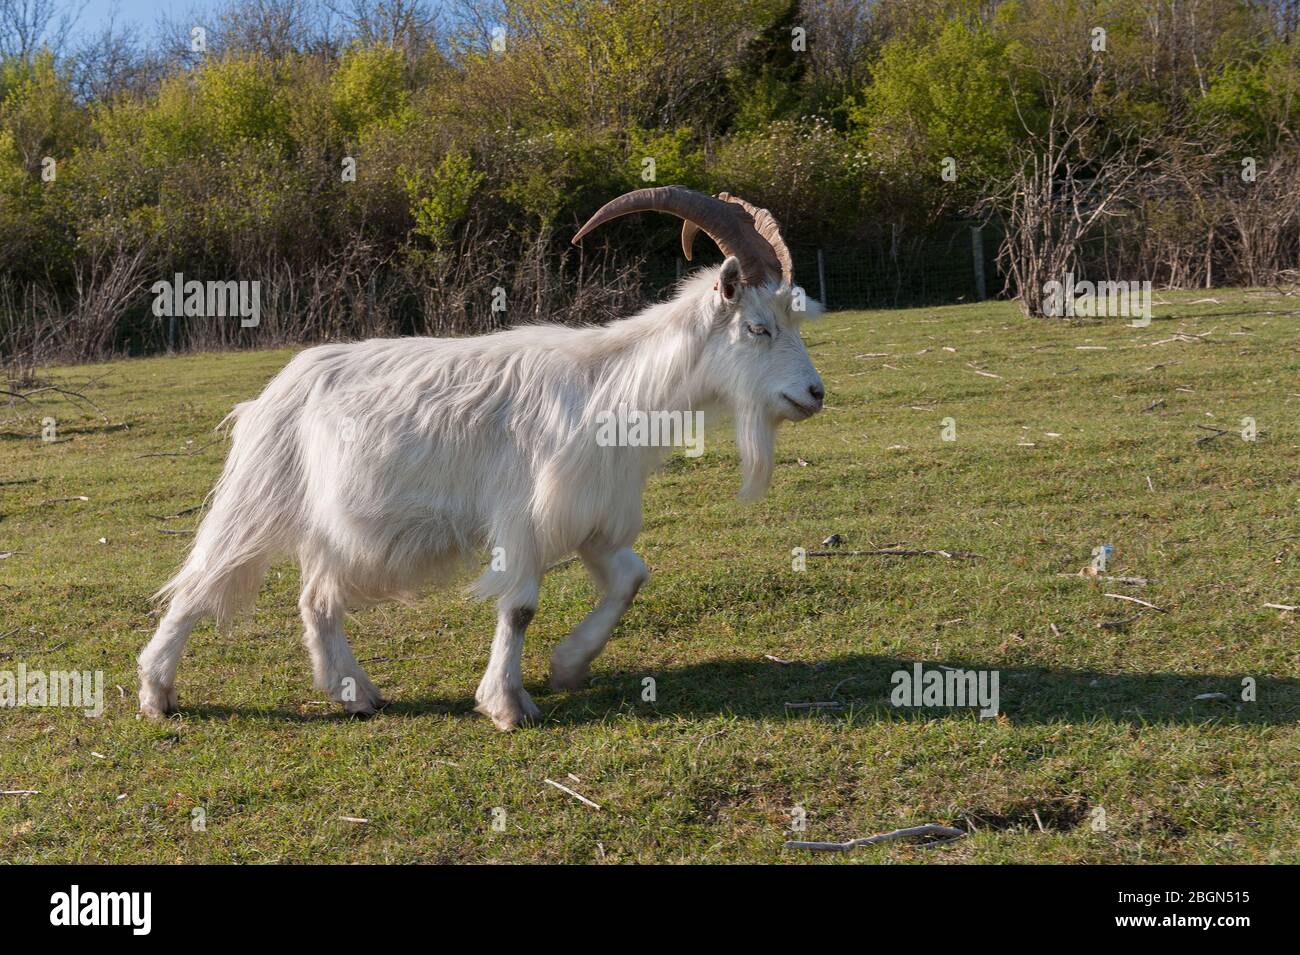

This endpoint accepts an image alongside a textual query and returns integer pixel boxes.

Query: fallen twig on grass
[544,778,601,810]
[1195,425,1233,446]
[785,823,966,852]
[1104,593,1168,613]
[807,548,984,560]
[39,496,88,506]
[1098,618,1137,630]
[135,439,220,459]
[1,386,111,423]
[1,790,39,796]
[150,504,203,521]
[0,478,36,487]
[784,701,845,710]
[694,730,728,752]
[1263,603,1297,612]
[1059,573,1150,586]
[156,528,194,536]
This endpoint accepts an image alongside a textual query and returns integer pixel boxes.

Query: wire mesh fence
[641,221,1002,311]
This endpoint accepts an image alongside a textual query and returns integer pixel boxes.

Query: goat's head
[573,186,825,499]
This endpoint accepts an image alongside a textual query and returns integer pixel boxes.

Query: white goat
[138,187,825,730]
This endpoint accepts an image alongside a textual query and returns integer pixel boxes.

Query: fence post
[970,225,986,300]
[816,249,827,307]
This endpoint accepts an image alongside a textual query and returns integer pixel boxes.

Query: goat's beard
[736,405,777,502]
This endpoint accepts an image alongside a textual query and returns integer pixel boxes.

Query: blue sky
[70,0,220,41]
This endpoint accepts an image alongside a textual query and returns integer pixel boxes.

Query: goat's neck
[585,298,712,417]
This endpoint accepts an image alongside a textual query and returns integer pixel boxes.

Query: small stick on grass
[1059,573,1150,586]
[1098,618,1137,630]
[807,548,984,560]
[1,386,111,423]
[1195,425,1232,446]
[785,823,965,852]
[150,504,203,521]
[135,439,220,459]
[784,701,845,710]
[1104,593,1168,613]
[544,778,601,810]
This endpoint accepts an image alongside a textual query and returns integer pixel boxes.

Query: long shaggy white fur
[138,259,824,729]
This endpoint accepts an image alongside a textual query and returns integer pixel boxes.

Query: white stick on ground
[785,824,966,852]
[544,778,601,810]
[1103,592,1168,612]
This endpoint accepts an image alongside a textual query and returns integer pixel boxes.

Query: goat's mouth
[779,393,820,420]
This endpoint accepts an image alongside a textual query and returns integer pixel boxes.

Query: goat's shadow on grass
[173,655,1300,727]
[372,654,1300,728]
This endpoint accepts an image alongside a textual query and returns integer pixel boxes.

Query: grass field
[1,289,1297,863]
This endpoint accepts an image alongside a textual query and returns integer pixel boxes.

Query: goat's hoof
[549,663,590,692]
[518,690,541,722]
[475,690,539,731]
[138,683,178,718]
[342,694,388,717]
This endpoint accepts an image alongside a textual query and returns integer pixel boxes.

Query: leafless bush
[1086,140,1299,291]
[979,85,1167,316]
[1219,149,1300,286]
[64,240,155,361]
[0,277,60,387]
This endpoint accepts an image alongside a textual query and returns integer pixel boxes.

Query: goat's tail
[155,394,304,624]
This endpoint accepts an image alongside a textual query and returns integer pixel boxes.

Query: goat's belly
[307,493,483,594]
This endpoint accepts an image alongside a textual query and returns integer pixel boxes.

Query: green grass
[1,289,1297,863]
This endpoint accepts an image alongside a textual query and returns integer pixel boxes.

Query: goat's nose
[808,383,825,404]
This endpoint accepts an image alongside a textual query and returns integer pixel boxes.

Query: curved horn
[681,193,793,289]
[572,186,791,288]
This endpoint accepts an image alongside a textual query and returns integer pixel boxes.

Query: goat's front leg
[475,584,541,731]
[551,546,648,691]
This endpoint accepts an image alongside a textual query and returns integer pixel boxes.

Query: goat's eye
[745,322,771,338]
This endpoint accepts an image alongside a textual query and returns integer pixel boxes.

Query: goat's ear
[716,256,743,304]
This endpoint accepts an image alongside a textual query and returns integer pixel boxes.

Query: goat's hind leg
[299,573,386,715]
[138,601,203,717]
[551,546,648,691]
